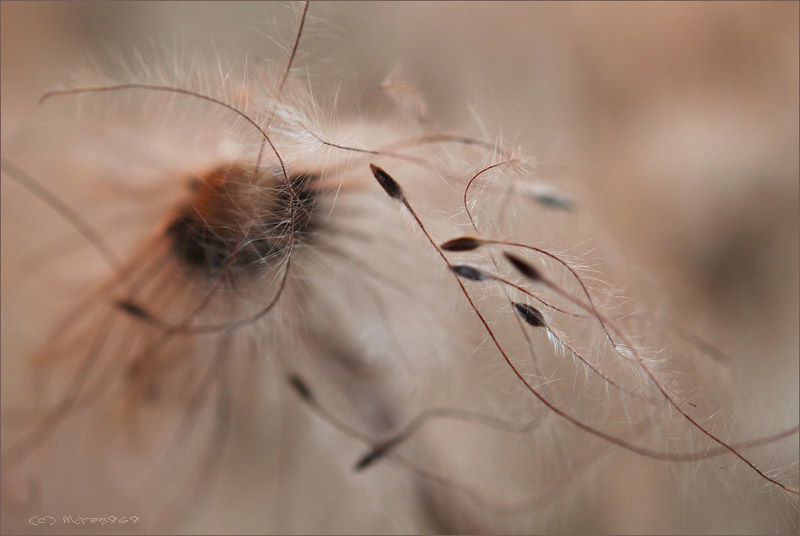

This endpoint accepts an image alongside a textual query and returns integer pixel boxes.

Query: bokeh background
[2,2,798,533]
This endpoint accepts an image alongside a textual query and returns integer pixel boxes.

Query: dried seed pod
[512,302,547,328]
[440,236,484,252]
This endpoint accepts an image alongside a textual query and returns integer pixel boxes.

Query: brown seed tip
[117,300,154,322]
[450,264,488,281]
[354,448,385,471]
[504,252,541,281]
[287,374,314,403]
[513,302,547,328]
[369,163,404,200]
[440,236,483,252]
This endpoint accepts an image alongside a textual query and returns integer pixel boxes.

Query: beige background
[2,2,798,533]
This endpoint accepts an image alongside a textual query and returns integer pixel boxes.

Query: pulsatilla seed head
[166,164,319,276]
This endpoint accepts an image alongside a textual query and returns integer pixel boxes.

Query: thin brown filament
[460,160,547,384]
[2,246,174,428]
[445,238,733,367]
[25,239,171,377]
[491,245,796,490]
[278,1,310,95]
[49,261,177,418]
[119,214,294,335]
[1,158,121,269]
[297,121,434,170]
[372,163,798,495]
[382,133,512,160]
[39,84,302,334]
[462,160,519,232]
[261,1,310,176]
[284,373,544,515]
[289,129,512,190]
[358,408,544,466]
[39,84,288,183]
[479,272,656,402]
[39,83,301,265]
[0,256,178,467]
[490,239,622,348]
[364,407,798,467]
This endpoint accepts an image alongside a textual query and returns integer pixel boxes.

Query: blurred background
[2,1,798,533]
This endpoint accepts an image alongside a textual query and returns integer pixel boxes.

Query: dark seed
[504,252,541,281]
[287,374,314,403]
[450,264,488,281]
[513,302,547,328]
[369,163,404,201]
[440,236,483,252]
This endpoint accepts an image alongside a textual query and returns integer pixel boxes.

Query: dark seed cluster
[167,164,319,276]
